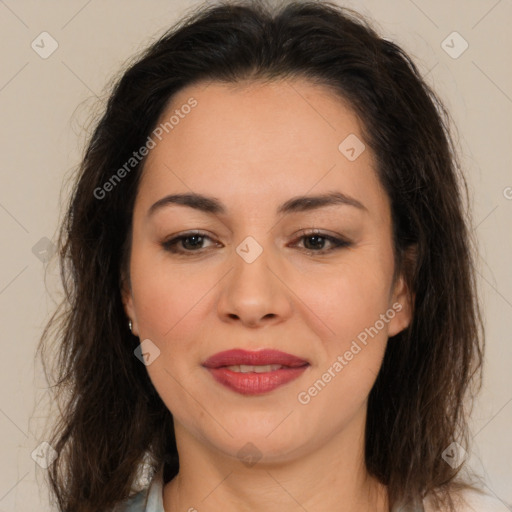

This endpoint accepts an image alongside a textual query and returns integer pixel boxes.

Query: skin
[122,78,413,512]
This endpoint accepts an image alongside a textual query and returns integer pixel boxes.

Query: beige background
[0,0,511,510]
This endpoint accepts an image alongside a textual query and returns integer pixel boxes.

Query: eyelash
[161,229,351,256]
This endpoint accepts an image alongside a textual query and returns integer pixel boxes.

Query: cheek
[294,272,392,432]
[295,257,394,344]
[292,252,393,406]
[130,247,210,339]
[129,254,211,414]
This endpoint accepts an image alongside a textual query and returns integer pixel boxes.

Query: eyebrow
[147,191,367,218]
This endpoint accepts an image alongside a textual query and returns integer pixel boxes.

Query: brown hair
[39,1,484,510]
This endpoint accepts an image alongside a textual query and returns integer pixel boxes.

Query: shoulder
[424,488,508,512]
[455,489,508,511]
[116,468,165,512]
[118,490,147,511]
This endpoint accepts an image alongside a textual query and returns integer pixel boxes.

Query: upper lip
[202,349,309,369]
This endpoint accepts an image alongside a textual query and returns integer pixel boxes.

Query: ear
[120,272,139,337]
[387,246,416,338]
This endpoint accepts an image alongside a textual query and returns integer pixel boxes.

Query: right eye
[161,231,220,254]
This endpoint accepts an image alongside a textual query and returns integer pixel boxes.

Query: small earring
[128,319,133,332]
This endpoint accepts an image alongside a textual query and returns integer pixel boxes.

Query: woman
[39,1,503,511]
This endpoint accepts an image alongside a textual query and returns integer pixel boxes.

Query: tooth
[224,364,283,373]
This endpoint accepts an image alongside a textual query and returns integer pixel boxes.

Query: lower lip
[205,366,309,395]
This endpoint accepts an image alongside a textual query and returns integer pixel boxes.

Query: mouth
[202,349,310,395]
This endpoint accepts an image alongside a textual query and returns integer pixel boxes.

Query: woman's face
[122,79,412,463]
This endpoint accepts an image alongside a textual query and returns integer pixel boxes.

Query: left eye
[292,230,351,254]
[161,230,351,255]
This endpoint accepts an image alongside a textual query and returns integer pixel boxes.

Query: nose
[216,242,293,328]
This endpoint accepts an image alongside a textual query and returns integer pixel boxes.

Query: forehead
[137,78,387,219]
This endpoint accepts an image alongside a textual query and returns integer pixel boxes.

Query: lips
[202,349,309,369]
[202,349,310,395]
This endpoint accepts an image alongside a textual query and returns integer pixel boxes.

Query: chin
[202,421,311,463]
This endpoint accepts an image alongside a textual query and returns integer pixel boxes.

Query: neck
[163,408,389,512]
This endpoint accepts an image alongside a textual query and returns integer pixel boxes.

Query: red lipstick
[202,349,310,395]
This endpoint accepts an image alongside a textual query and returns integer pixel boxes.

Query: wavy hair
[39,1,484,510]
